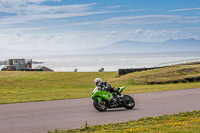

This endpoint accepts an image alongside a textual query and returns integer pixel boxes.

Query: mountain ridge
[0,38,200,56]
[100,38,200,53]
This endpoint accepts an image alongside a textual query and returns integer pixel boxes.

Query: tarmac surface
[1,88,200,133]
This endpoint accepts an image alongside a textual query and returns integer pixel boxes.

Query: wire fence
[154,58,200,67]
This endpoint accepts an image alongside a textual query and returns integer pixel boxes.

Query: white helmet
[94,78,102,87]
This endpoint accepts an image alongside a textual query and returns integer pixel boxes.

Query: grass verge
[0,71,117,104]
[48,110,200,133]
[1,63,200,104]
[110,64,200,84]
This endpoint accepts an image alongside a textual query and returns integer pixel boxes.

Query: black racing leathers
[99,81,121,96]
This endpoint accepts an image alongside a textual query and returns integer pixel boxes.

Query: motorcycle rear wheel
[93,99,107,112]
[123,95,135,109]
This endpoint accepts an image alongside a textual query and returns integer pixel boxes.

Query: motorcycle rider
[94,78,123,100]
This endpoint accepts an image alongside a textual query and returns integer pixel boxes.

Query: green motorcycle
[91,86,135,112]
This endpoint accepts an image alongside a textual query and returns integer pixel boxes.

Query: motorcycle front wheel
[123,95,135,109]
[93,99,107,112]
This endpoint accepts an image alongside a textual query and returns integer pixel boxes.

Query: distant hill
[73,38,200,54]
[0,38,200,56]
[100,40,160,53]
[100,38,200,53]
[164,38,199,44]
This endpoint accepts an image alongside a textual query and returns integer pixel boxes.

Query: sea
[0,52,200,72]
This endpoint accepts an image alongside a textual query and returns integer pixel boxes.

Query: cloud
[0,0,60,6]
[111,29,200,42]
[1,28,199,52]
[0,1,152,25]
[99,15,182,25]
[0,2,96,14]
[72,14,200,26]
[0,31,115,50]
[0,1,199,52]
[177,16,200,24]
[169,7,200,12]
[0,0,61,14]
[105,5,122,9]
[0,1,99,24]
[104,5,129,10]
[0,11,111,25]
[129,9,151,12]
[71,15,178,26]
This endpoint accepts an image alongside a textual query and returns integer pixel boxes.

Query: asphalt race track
[1,88,200,133]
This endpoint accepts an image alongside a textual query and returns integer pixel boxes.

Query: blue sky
[0,0,200,51]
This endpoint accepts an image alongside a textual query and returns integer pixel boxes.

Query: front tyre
[123,95,135,109]
[93,99,107,112]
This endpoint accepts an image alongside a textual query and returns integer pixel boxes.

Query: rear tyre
[123,95,135,109]
[93,99,107,112]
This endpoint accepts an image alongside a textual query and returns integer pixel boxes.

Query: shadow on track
[106,108,138,112]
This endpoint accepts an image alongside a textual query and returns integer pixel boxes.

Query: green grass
[1,63,200,104]
[110,64,200,84]
[0,71,117,104]
[48,110,200,133]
